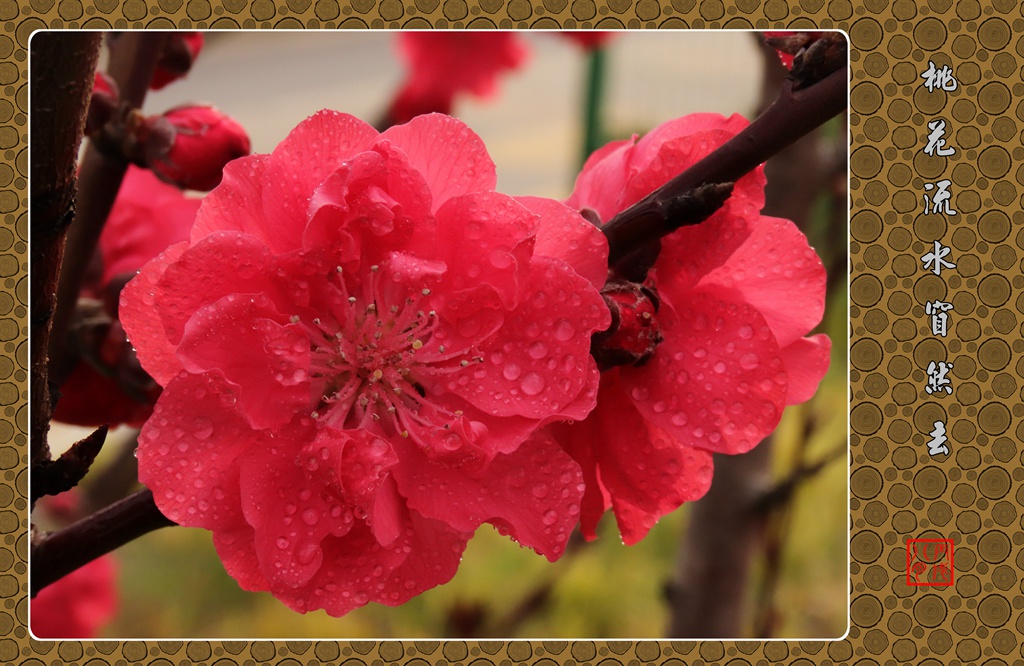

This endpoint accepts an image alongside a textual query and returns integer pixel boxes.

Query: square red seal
[906,538,954,586]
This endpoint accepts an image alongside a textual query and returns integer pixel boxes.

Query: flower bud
[142,104,251,191]
[591,279,663,369]
[150,32,204,90]
[85,71,120,137]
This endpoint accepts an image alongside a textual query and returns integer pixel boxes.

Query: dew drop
[713,361,727,374]
[489,248,513,269]
[296,543,319,565]
[738,324,754,339]
[502,363,522,380]
[553,319,575,341]
[542,510,558,526]
[301,509,320,526]
[631,386,650,401]
[521,372,545,396]
[740,353,759,370]
[193,417,213,440]
[528,342,548,359]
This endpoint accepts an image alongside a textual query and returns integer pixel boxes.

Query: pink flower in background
[32,555,118,639]
[142,104,251,191]
[150,32,205,90]
[120,111,610,616]
[763,31,826,70]
[558,113,831,543]
[385,32,529,125]
[53,166,200,428]
[31,492,119,639]
[560,31,616,50]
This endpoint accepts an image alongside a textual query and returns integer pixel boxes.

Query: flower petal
[154,231,309,347]
[237,441,356,589]
[444,257,608,420]
[516,195,609,289]
[564,136,636,224]
[434,190,536,310]
[379,114,497,212]
[190,154,286,248]
[176,292,311,430]
[392,429,583,560]
[261,110,379,244]
[550,374,714,544]
[101,166,200,283]
[698,215,827,348]
[138,371,254,531]
[120,240,189,385]
[780,333,832,404]
[623,291,787,455]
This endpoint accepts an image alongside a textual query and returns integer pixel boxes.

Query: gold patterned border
[13,0,1021,662]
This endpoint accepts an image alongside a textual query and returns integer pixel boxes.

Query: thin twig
[602,67,847,266]
[31,488,175,596]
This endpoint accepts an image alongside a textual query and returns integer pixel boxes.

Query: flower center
[298,265,480,438]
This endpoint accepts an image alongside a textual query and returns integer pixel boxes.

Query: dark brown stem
[602,66,847,267]
[30,33,102,468]
[31,488,175,596]
[31,425,108,506]
[47,32,168,387]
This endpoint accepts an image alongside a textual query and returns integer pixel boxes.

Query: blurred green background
[44,31,848,639]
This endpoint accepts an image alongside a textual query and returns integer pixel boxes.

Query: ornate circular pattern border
[10,0,1024,663]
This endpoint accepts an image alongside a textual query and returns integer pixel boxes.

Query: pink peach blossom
[143,104,251,192]
[385,32,528,125]
[31,493,119,639]
[120,111,610,616]
[559,113,831,543]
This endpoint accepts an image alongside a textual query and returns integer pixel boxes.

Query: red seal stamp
[906,538,954,586]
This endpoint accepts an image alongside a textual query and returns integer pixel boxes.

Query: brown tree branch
[31,488,174,596]
[602,66,847,267]
[30,32,102,468]
[47,32,168,387]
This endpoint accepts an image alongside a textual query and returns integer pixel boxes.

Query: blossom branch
[601,66,847,267]
[47,32,168,387]
[31,425,107,505]
[30,32,102,468]
[31,488,174,596]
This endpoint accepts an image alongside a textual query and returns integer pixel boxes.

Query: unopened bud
[150,32,205,90]
[143,105,251,191]
[86,71,120,136]
[591,280,663,369]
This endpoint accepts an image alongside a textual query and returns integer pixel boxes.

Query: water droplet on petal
[553,319,575,341]
[502,363,522,380]
[296,542,319,565]
[521,372,545,396]
[193,417,213,440]
[740,353,760,370]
